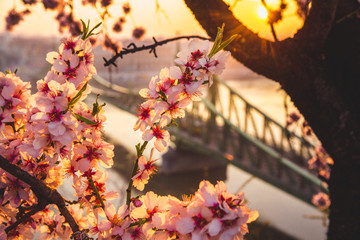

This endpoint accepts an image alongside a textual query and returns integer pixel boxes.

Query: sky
[0,0,304,40]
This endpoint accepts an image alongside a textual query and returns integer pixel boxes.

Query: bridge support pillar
[161,147,227,178]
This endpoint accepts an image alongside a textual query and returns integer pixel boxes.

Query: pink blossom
[132,148,158,190]
[2,173,30,208]
[312,192,331,210]
[139,67,176,100]
[142,125,170,152]
[171,83,204,103]
[68,204,90,229]
[122,226,146,240]
[46,37,95,89]
[157,67,176,94]
[199,50,230,79]
[157,93,189,127]
[0,72,31,118]
[132,170,149,191]
[38,213,71,240]
[73,137,114,172]
[78,39,97,75]
[130,191,169,225]
[134,100,158,132]
[0,35,254,240]
[175,39,210,69]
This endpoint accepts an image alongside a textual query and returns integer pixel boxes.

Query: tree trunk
[183,0,360,239]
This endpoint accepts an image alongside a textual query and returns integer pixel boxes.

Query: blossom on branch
[0,27,258,239]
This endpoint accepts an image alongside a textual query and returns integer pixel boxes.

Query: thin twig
[261,0,279,42]
[126,157,140,205]
[126,141,148,205]
[103,35,210,67]
[0,155,83,236]
[270,24,279,42]
[65,198,81,205]
[5,201,47,234]
[231,0,242,10]
[88,177,105,209]
[336,6,360,24]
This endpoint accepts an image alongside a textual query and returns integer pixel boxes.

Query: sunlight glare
[257,6,268,20]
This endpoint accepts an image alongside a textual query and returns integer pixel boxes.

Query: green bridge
[91,75,328,206]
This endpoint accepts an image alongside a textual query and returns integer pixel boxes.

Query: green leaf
[208,24,224,58]
[80,19,88,40]
[208,24,238,58]
[68,82,88,108]
[166,119,178,128]
[73,113,98,125]
[216,34,238,54]
[5,68,18,75]
[80,19,102,40]
[135,143,141,156]
[92,95,106,116]
[136,141,148,157]
[86,22,102,39]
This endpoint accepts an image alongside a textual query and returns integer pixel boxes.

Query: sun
[257,6,268,20]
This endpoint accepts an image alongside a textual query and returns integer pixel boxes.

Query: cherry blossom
[132,148,158,191]
[134,100,158,132]
[0,31,258,239]
[312,192,331,211]
[142,125,170,152]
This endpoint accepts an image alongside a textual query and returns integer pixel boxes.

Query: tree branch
[5,201,47,234]
[103,35,210,67]
[184,0,279,80]
[292,0,338,47]
[126,141,148,206]
[0,155,83,236]
[184,0,338,81]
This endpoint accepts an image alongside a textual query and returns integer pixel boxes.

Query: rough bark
[184,0,360,239]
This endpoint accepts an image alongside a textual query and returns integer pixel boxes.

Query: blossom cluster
[286,111,312,136]
[131,39,230,190]
[0,36,117,239]
[0,32,258,239]
[135,39,229,151]
[308,145,333,181]
[127,181,258,240]
[286,111,332,211]
[311,192,331,211]
[308,146,333,211]
[86,180,258,240]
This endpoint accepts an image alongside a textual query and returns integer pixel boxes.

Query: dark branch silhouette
[260,0,278,42]
[103,35,210,67]
[5,201,47,234]
[0,155,86,238]
[184,0,360,239]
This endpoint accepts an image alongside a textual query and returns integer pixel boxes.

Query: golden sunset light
[0,1,357,239]
[0,0,303,41]
[257,5,268,19]
[226,0,304,40]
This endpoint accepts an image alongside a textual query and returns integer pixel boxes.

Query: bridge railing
[175,96,328,204]
[92,74,328,204]
[207,77,317,168]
